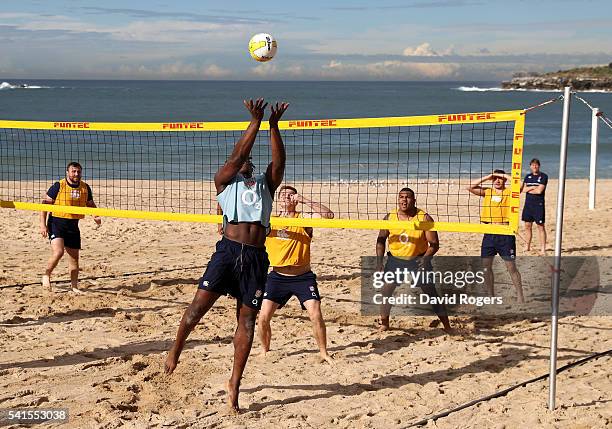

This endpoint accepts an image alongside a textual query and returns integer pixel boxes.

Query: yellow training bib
[387,208,429,259]
[480,188,510,223]
[53,179,89,219]
[265,213,311,267]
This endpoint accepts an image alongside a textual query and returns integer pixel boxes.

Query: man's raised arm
[266,102,289,195]
[214,98,267,192]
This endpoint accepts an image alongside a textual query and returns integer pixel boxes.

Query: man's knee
[52,248,65,259]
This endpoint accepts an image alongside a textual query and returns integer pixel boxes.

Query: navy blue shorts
[481,234,516,261]
[264,271,320,310]
[198,237,269,310]
[48,217,81,249]
[522,202,545,225]
[383,253,434,287]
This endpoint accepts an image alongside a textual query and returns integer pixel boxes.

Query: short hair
[493,169,506,175]
[66,161,82,170]
[279,185,298,194]
[530,158,540,166]
[398,187,415,197]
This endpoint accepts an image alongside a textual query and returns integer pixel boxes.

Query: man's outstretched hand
[244,98,268,122]
[269,102,289,127]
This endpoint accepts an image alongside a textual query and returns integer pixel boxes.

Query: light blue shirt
[217,173,273,229]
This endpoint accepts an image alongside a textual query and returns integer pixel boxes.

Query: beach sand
[0,179,610,428]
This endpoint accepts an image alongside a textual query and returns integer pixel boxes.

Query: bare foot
[377,318,390,331]
[319,353,334,365]
[226,380,240,414]
[164,349,179,375]
[71,287,86,295]
[42,275,52,292]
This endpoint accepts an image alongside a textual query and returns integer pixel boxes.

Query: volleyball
[248,33,277,62]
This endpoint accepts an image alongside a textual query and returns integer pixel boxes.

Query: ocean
[0,79,611,179]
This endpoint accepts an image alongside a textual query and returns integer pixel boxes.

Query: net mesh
[0,112,524,232]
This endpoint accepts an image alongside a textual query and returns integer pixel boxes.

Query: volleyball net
[0,110,525,234]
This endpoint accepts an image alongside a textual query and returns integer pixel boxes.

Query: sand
[0,179,610,428]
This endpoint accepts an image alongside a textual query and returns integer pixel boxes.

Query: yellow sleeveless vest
[53,179,89,219]
[388,208,429,258]
[265,213,311,267]
[480,188,510,223]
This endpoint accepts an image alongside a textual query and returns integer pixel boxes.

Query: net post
[588,107,599,210]
[510,113,525,233]
[549,86,571,411]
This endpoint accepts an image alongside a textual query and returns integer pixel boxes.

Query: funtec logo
[437,113,495,123]
[288,119,337,128]
[53,122,90,129]
[162,122,204,130]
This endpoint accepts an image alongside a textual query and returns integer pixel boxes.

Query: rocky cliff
[502,64,612,91]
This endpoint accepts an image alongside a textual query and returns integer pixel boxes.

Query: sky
[0,0,610,81]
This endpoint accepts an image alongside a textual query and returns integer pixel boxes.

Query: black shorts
[481,234,516,261]
[48,217,81,249]
[383,253,434,288]
[198,237,269,310]
[264,271,320,310]
[522,202,545,225]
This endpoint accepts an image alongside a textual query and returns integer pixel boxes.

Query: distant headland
[502,63,612,91]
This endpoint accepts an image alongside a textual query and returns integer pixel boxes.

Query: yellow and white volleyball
[248,33,277,62]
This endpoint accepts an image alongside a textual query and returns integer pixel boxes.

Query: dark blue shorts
[198,237,270,310]
[481,234,516,261]
[48,217,81,249]
[383,253,434,287]
[264,271,320,310]
[522,202,545,225]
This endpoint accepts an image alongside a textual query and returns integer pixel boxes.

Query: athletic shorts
[264,270,320,310]
[481,234,516,261]
[48,217,81,250]
[198,237,270,310]
[383,253,434,288]
[522,201,545,225]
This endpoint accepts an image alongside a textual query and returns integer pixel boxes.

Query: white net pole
[589,107,599,210]
[548,86,571,410]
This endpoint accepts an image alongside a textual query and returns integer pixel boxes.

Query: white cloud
[116,62,232,79]
[322,59,459,79]
[403,42,439,56]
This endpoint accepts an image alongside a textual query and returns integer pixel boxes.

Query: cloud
[402,42,456,57]
[116,62,232,79]
[403,43,439,56]
[331,1,483,10]
[80,7,272,25]
[321,59,459,79]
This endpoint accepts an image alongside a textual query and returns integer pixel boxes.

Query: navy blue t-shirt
[523,173,548,204]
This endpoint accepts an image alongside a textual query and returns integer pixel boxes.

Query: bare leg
[524,222,533,252]
[378,282,397,331]
[537,224,547,255]
[482,257,495,296]
[43,238,65,291]
[65,247,80,292]
[257,299,279,355]
[227,302,258,412]
[420,284,453,333]
[303,299,333,363]
[504,260,525,303]
[164,289,220,375]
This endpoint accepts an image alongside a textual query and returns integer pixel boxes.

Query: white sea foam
[0,81,51,90]
[455,86,610,93]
